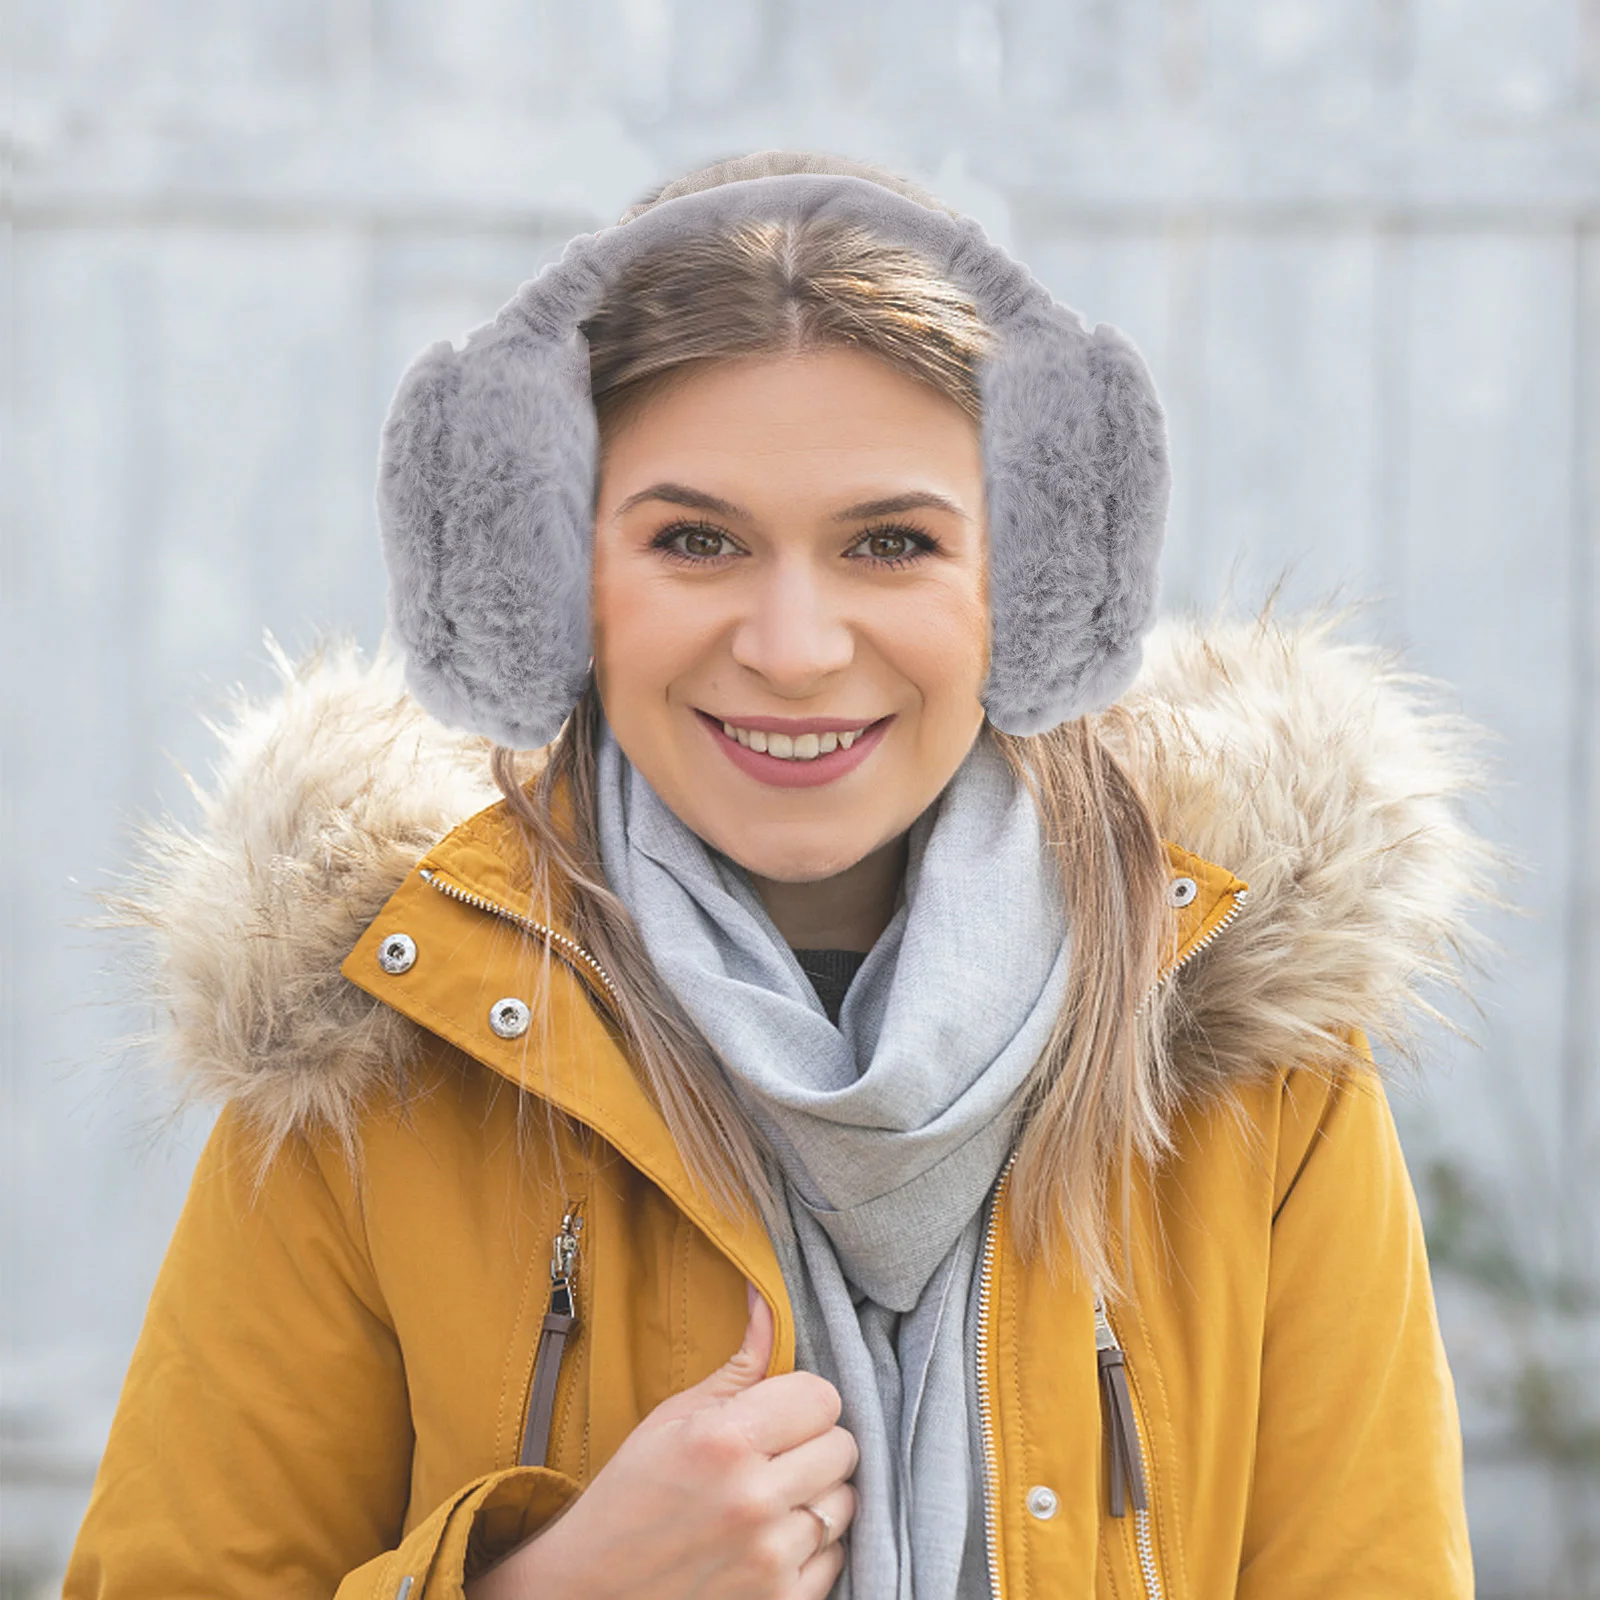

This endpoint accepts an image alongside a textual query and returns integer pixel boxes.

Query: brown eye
[851,526,933,564]
[650,521,743,564]
[684,529,723,556]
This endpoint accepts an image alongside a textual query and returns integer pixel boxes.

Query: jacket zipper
[977,883,1246,1600]
[978,1187,1165,1600]
[1095,870,1224,1600]
[1095,1295,1163,1600]
[414,869,605,1471]
[426,859,1241,1591]
[972,887,1245,1597]
[418,866,623,1013]
[975,1150,1018,1600]
[1140,888,1250,1012]
[520,1201,584,1469]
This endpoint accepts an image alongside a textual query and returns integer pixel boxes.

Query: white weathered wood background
[5,1,1597,1592]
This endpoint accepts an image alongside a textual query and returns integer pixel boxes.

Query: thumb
[690,1282,775,1405]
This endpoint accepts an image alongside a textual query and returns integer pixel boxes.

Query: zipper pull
[549,1203,584,1315]
[1094,1292,1149,1518]
[520,1201,584,1469]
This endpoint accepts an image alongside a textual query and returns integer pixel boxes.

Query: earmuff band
[376,172,1170,749]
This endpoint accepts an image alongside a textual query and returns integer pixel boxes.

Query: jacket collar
[340,788,1248,1269]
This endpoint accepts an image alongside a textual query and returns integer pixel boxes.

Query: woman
[67,150,1494,1599]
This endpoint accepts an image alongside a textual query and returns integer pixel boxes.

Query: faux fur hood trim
[1106,605,1508,1100]
[99,603,1507,1152]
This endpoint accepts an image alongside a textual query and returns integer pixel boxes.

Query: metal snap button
[489,997,532,1039]
[1167,875,1198,908]
[1026,1484,1059,1520]
[376,932,417,974]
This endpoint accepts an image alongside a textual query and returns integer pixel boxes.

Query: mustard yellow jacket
[65,611,1490,1599]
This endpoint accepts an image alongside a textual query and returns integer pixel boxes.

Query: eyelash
[649,519,940,570]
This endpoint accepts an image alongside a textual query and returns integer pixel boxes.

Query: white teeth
[719,720,871,759]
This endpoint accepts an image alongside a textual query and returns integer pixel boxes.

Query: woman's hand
[467,1284,858,1600]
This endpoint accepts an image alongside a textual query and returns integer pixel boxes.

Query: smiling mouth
[695,711,889,764]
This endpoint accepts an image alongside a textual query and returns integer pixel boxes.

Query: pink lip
[695,710,892,789]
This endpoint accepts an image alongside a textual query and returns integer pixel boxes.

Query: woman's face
[592,345,989,884]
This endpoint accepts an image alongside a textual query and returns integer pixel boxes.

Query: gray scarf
[595,724,1072,1599]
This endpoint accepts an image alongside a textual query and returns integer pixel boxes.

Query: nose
[728,560,855,694]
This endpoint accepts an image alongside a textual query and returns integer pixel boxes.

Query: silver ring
[800,1501,835,1556]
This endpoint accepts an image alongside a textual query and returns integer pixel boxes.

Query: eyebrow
[611,482,972,523]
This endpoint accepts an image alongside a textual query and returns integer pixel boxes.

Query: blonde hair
[492,150,1178,1294]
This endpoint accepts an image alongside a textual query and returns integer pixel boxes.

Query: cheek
[594,558,666,739]
[593,553,708,699]
[592,544,647,659]
[889,583,991,711]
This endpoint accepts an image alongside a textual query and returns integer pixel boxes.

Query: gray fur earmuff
[376,172,1170,749]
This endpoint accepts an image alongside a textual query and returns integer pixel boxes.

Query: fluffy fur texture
[1107,601,1509,1097]
[101,604,1506,1159]
[100,634,502,1158]
[377,172,1170,747]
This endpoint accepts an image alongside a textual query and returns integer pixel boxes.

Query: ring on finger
[800,1501,836,1557]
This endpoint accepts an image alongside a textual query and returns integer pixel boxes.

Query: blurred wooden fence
[6,1,1597,1591]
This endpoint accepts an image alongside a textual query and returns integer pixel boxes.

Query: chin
[717,825,881,886]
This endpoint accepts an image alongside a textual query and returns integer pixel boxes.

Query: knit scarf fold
[594,724,1071,1600]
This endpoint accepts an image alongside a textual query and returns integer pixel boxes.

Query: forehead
[597,347,984,513]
